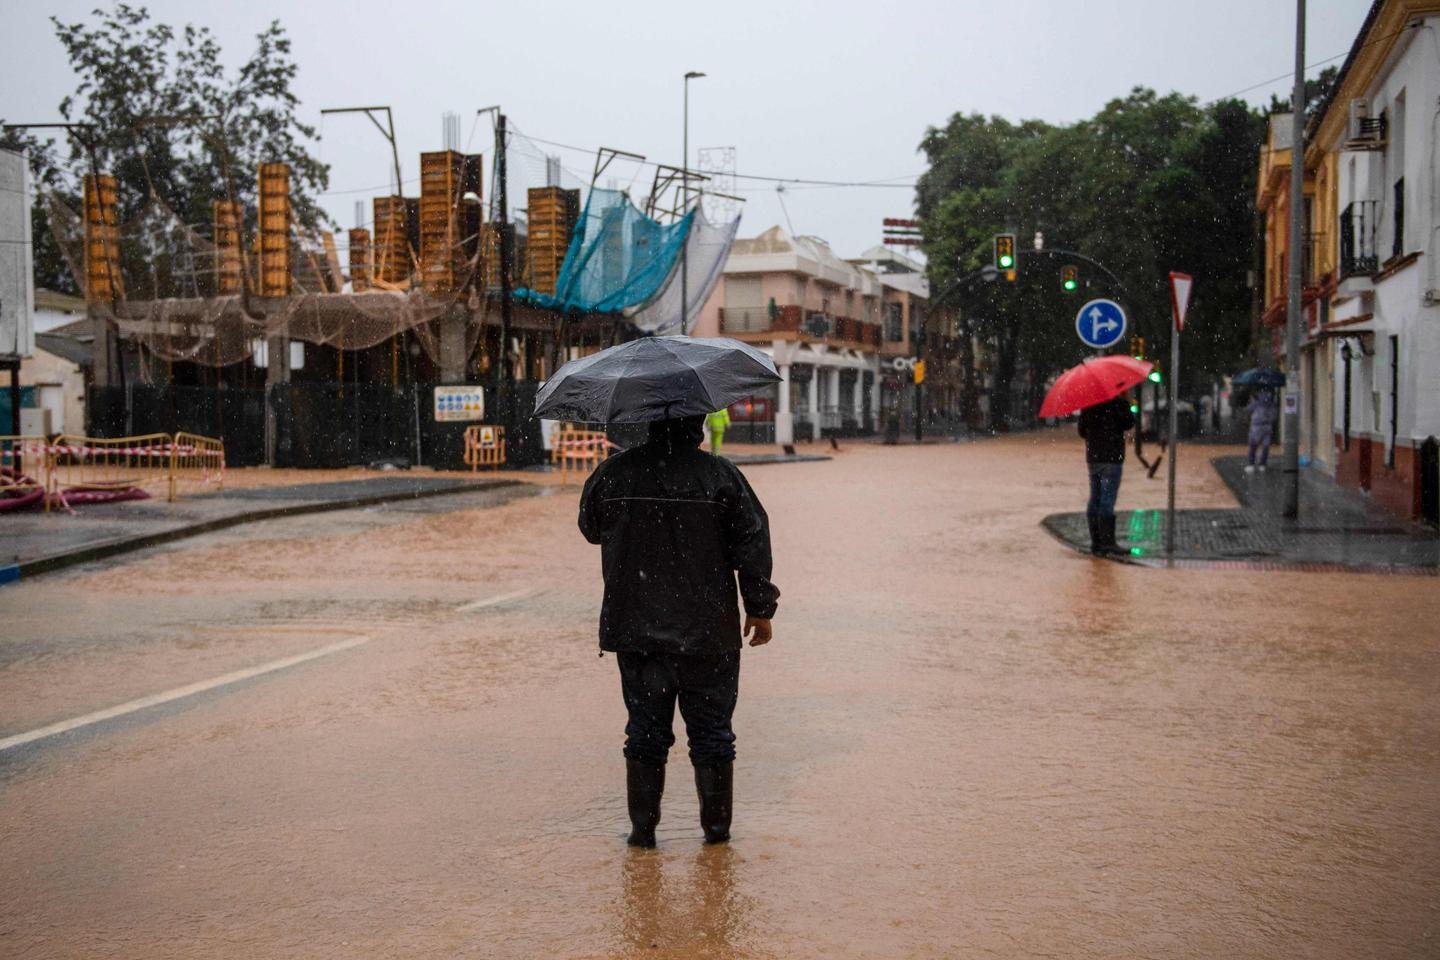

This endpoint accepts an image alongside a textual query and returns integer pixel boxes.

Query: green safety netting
[514,187,693,316]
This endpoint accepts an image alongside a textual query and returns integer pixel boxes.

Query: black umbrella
[532,335,781,423]
[1232,367,1286,387]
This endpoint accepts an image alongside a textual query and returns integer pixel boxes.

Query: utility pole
[1283,0,1306,519]
[496,111,514,436]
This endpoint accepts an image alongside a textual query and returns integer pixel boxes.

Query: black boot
[1099,515,1123,556]
[626,759,665,848]
[1086,514,1101,554]
[694,763,733,844]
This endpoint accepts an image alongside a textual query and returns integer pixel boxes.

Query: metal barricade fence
[171,432,227,499]
[49,434,176,502]
[1,436,52,508]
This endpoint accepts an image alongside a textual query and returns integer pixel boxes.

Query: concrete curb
[8,478,526,584]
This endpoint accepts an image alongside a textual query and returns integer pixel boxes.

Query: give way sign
[1169,271,1193,332]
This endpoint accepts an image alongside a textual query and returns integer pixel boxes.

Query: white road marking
[454,588,541,613]
[0,635,371,754]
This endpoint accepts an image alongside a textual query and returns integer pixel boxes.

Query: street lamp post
[1283,0,1306,519]
[682,71,705,332]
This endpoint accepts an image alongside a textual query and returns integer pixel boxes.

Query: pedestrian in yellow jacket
[706,407,731,456]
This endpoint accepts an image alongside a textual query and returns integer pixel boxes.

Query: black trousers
[616,650,740,766]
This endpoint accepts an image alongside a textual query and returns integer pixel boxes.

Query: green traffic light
[1129,403,1139,414]
[1147,371,1162,384]
[1063,279,1077,291]
[998,254,1014,268]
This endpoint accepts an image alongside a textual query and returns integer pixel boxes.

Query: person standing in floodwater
[1246,389,1278,474]
[579,415,780,848]
[1077,395,1134,555]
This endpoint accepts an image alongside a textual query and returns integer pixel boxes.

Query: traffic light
[994,233,1016,280]
[1130,336,1145,360]
[1148,366,1163,384]
[913,359,926,385]
[1061,264,1078,292]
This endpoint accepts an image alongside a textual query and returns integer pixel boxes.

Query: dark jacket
[1078,397,1133,464]
[579,417,780,657]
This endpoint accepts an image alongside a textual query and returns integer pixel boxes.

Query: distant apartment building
[693,226,886,444]
[848,245,968,430]
[693,226,961,444]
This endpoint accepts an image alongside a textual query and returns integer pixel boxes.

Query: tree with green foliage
[2,4,329,296]
[917,88,1266,429]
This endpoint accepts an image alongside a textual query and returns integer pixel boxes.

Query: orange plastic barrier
[463,425,507,470]
[556,427,612,484]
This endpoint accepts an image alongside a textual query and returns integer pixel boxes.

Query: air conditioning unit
[1346,99,1386,147]
[804,312,833,338]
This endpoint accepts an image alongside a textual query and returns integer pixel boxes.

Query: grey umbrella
[532,335,781,423]
[1232,367,1287,387]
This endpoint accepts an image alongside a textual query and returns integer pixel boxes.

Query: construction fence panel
[171,431,226,496]
[50,433,177,500]
[1,436,52,507]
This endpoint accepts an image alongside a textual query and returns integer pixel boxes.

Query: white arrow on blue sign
[1075,298,1127,349]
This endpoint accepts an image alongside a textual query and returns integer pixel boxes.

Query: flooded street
[3,433,1439,958]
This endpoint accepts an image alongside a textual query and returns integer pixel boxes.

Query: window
[1389,334,1399,468]
[886,302,904,342]
[1392,176,1405,258]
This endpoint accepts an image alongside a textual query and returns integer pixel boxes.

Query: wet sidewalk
[1043,455,1440,573]
[1,475,525,583]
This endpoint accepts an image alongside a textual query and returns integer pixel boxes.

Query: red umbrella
[1038,355,1153,419]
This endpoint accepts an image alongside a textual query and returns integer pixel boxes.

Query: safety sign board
[434,386,485,422]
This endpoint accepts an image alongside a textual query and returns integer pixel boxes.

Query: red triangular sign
[1169,271,1193,332]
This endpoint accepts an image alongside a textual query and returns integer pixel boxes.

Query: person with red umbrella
[1039,355,1152,556]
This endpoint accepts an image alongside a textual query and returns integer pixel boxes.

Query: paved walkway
[1,476,526,582]
[1043,455,1440,573]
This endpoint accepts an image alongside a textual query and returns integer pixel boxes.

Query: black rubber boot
[626,759,665,848]
[1099,515,1124,556]
[694,763,733,845]
[1086,515,1101,554]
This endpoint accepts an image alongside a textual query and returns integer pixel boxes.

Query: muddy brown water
[1,432,1438,958]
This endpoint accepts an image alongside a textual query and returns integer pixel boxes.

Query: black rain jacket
[579,416,780,657]
[1078,397,1133,465]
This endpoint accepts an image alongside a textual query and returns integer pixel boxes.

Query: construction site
[19,115,741,472]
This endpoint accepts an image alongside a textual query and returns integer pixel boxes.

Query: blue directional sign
[1075,298,1127,349]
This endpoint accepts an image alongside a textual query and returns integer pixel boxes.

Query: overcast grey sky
[1,0,1370,257]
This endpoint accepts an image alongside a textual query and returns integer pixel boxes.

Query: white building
[693,226,888,444]
[1310,0,1440,521]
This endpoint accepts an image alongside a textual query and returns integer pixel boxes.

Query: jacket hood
[647,415,706,449]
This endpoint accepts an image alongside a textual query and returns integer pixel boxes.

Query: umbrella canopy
[1232,366,1286,387]
[1038,355,1153,419]
[533,335,781,423]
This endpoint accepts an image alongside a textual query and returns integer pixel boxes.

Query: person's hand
[744,617,773,647]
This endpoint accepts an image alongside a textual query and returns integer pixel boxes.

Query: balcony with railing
[1339,201,1379,279]
[720,305,881,349]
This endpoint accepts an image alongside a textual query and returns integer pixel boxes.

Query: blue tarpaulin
[514,187,693,316]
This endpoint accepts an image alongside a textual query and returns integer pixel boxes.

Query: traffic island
[1042,455,1440,574]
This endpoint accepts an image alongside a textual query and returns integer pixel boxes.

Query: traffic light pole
[1282,0,1306,519]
